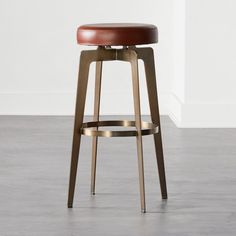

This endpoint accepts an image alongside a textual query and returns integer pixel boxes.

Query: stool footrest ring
[80,120,158,137]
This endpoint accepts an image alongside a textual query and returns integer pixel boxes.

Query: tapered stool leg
[141,48,168,199]
[68,52,91,208]
[130,51,146,213]
[91,61,103,195]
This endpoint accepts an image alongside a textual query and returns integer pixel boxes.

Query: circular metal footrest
[80,120,158,137]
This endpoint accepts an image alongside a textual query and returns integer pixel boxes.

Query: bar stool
[67,23,167,213]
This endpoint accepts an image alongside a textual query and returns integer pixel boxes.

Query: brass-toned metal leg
[137,47,168,199]
[91,61,103,195]
[130,50,146,213]
[67,52,91,208]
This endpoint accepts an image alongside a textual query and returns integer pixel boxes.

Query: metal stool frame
[67,46,167,213]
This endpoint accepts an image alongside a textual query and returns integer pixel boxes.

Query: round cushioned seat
[77,23,158,46]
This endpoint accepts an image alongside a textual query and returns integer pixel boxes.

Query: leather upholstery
[77,23,158,46]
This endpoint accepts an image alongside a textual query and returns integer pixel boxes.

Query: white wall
[0,0,173,116]
[169,0,186,123]
[170,0,236,127]
[1,0,236,128]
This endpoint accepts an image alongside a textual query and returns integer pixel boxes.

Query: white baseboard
[0,91,169,116]
[2,91,236,128]
[169,93,236,128]
[0,92,75,116]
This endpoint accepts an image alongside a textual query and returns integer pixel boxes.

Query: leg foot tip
[162,195,168,200]
[141,209,146,213]
[67,203,73,208]
[91,192,95,195]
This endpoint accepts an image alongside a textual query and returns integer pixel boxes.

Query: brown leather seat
[77,23,158,46]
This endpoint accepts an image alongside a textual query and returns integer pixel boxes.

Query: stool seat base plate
[80,120,158,137]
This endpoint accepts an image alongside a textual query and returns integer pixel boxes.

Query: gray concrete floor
[0,116,236,236]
